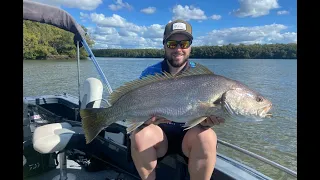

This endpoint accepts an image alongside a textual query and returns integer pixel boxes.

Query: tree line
[93,43,296,59]
[23,20,296,60]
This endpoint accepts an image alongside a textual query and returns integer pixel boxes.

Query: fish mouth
[259,104,273,118]
[222,102,273,118]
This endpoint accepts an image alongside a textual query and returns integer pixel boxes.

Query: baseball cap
[163,19,193,44]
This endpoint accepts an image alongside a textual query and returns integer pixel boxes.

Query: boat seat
[33,122,78,154]
[33,122,84,180]
[80,77,125,145]
[80,77,103,109]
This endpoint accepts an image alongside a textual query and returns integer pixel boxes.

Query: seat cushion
[33,122,75,154]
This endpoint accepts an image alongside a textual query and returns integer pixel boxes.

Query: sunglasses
[166,40,192,49]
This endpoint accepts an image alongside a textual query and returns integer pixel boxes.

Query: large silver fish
[80,63,272,144]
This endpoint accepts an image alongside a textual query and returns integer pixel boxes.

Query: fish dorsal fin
[177,63,214,77]
[108,73,171,104]
[108,63,214,104]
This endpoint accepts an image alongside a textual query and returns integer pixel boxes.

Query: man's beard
[165,52,190,68]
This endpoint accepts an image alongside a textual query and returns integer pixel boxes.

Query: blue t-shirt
[140,59,196,79]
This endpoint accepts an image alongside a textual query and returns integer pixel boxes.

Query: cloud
[108,0,133,11]
[233,0,280,18]
[277,10,289,15]
[83,13,296,49]
[28,0,102,11]
[89,13,128,27]
[172,5,207,21]
[92,33,162,49]
[80,12,90,22]
[86,13,161,34]
[84,14,164,49]
[193,24,296,46]
[141,24,163,38]
[211,15,222,20]
[89,26,118,35]
[141,7,156,14]
[89,22,296,49]
[118,29,138,37]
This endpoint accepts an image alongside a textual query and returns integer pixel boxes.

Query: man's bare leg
[130,124,168,180]
[182,126,217,180]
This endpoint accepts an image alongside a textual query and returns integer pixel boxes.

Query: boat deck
[24,157,137,180]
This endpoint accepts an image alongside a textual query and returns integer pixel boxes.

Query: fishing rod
[76,41,81,114]
[82,40,113,93]
[75,38,114,107]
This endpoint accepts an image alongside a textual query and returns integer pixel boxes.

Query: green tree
[23,20,95,60]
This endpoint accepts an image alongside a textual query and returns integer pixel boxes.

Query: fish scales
[111,75,226,121]
[80,63,272,144]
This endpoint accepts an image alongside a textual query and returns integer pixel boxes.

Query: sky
[27,0,297,49]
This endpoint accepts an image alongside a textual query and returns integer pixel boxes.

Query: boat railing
[217,139,297,178]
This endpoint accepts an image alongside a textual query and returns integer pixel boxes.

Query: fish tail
[80,107,115,144]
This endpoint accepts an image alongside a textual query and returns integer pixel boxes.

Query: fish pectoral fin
[126,121,146,134]
[182,117,208,130]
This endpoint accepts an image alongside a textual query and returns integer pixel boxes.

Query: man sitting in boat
[130,19,224,180]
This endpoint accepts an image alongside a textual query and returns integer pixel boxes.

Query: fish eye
[256,96,264,102]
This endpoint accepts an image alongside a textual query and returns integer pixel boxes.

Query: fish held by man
[80,63,272,144]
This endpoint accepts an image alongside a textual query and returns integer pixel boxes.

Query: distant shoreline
[23,57,297,60]
[23,43,297,60]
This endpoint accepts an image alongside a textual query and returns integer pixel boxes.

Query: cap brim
[164,30,193,43]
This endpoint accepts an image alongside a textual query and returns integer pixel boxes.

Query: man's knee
[197,127,217,145]
[182,126,217,157]
[130,124,168,154]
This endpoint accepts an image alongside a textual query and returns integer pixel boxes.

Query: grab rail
[81,39,113,96]
[217,139,297,177]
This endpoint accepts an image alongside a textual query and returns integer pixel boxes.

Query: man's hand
[200,115,225,127]
[142,115,224,127]
[144,116,172,125]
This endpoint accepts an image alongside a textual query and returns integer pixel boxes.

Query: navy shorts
[157,122,189,163]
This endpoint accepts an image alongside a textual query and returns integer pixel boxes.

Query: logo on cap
[172,23,187,31]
